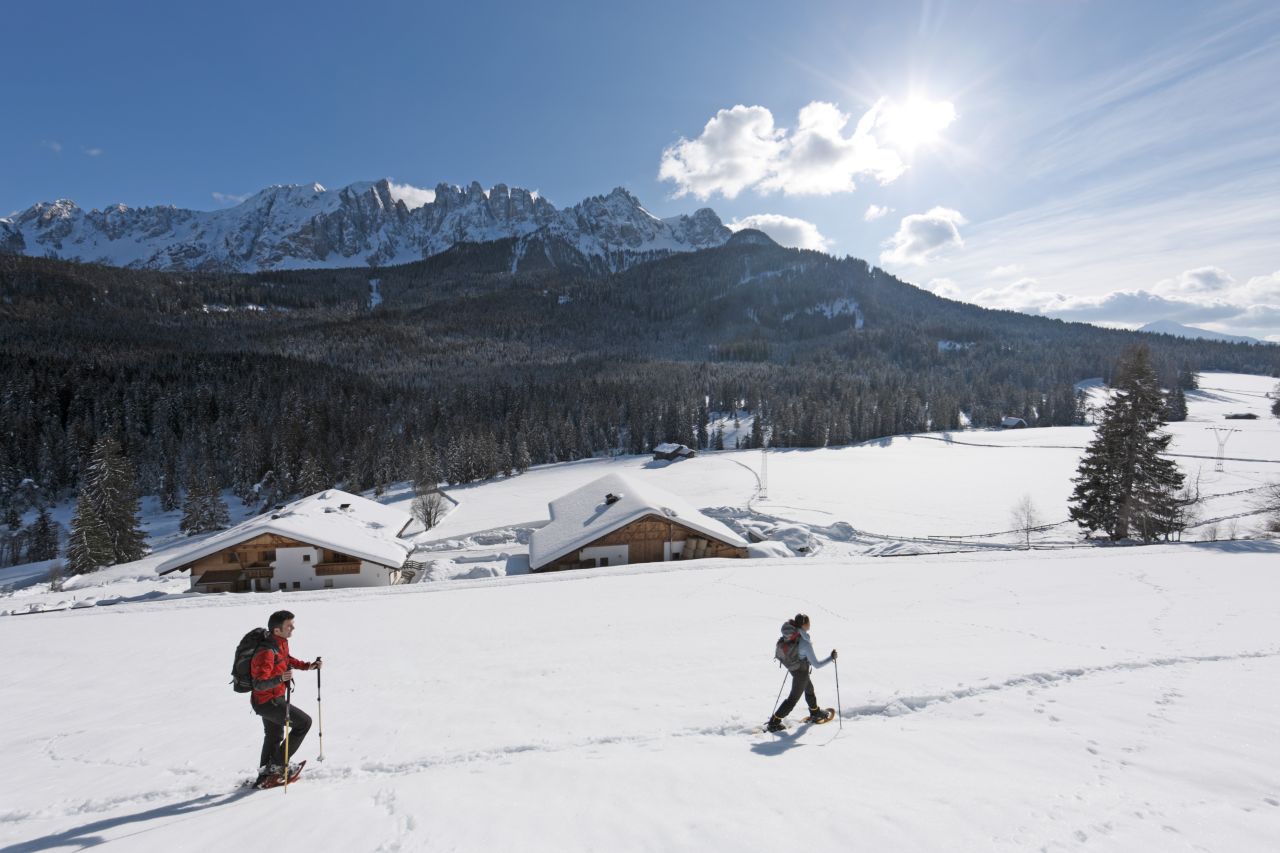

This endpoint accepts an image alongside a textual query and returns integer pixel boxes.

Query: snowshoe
[803,708,836,725]
[255,760,306,789]
[764,716,787,733]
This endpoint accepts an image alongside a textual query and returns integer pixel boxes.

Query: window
[263,550,276,562]
[324,579,334,589]
[226,553,238,563]
[303,554,311,563]
[278,583,287,591]
[293,582,301,589]
[599,558,610,567]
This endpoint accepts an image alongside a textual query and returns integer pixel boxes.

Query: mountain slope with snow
[0,181,730,273]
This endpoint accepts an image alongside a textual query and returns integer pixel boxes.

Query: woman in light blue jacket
[767,613,837,732]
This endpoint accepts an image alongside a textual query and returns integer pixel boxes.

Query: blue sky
[4,0,1277,339]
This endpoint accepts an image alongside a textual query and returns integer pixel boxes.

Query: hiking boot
[765,715,785,732]
[808,708,832,723]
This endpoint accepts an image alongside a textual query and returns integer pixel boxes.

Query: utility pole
[760,441,769,501]
[1207,427,1240,473]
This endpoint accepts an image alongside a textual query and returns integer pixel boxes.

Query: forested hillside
[2,235,1276,514]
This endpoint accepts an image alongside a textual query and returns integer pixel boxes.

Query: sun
[880,97,957,154]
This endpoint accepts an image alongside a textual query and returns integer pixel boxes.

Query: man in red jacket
[251,610,321,783]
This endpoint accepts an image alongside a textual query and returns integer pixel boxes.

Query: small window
[293,582,301,589]
[226,553,238,563]
[599,557,609,567]
[263,550,276,562]
[324,579,334,589]
[278,583,287,591]
[303,554,311,563]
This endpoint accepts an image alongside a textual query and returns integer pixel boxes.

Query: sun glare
[880,98,957,154]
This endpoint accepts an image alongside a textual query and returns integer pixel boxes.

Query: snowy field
[2,372,1277,610]
[1,545,1278,852]
[0,373,1278,850]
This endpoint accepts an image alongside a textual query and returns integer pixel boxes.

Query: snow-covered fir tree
[26,506,60,562]
[66,438,145,573]
[66,498,112,574]
[180,465,230,535]
[1165,387,1188,422]
[1068,347,1187,542]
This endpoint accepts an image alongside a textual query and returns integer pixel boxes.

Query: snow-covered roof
[153,490,414,575]
[528,473,748,570]
[653,442,693,455]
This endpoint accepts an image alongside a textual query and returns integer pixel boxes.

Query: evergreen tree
[26,506,60,562]
[1068,347,1186,542]
[66,497,112,574]
[1164,387,1188,422]
[69,437,145,570]
[181,465,230,535]
[159,455,181,513]
[712,423,725,451]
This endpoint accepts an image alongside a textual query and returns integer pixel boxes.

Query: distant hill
[1139,319,1266,345]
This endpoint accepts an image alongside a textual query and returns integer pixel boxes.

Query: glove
[831,649,838,660]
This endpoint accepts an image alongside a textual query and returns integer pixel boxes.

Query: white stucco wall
[270,546,394,591]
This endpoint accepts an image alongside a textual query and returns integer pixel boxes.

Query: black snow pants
[775,664,818,718]
[252,695,312,769]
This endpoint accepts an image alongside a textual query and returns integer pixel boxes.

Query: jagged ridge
[0,180,730,273]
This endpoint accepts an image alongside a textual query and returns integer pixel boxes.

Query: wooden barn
[652,442,697,461]
[153,490,419,593]
[528,473,748,572]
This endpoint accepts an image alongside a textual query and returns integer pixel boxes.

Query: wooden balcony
[315,561,361,577]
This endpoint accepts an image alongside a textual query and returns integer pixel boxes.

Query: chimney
[605,493,621,505]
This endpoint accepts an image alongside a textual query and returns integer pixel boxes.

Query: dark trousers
[775,665,818,718]
[252,696,312,769]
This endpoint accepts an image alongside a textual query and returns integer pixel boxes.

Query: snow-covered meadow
[0,372,1277,851]
[2,545,1279,852]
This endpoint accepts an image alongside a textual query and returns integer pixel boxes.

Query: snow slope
[1,544,1278,851]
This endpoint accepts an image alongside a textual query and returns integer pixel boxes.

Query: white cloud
[728,214,830,251]
[864,204,891,222]
[212,191,250,205]
[658,105,783,200]
[1153,266,1235,297]
[41,140,62,154]
[967,265,1280,337]
[387,182,436,210]
[991,264,1023,277]
[82,147,104,157]
[660,97,952,199]
[923,278,962,299]
[880,207,967,265]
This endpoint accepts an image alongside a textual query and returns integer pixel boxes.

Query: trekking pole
[283,680,292,794]
[835,657,843,731]
[316,658,325,762]
[770,669,787,719]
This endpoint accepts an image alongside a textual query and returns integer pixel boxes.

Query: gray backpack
[774,621,802,669]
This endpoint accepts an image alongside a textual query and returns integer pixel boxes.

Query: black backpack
[774,620,802,670]
[231,628,274,692]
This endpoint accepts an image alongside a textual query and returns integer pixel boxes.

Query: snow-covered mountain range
[0,180,731,272]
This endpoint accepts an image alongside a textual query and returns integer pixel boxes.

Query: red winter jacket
[250,636,312,705]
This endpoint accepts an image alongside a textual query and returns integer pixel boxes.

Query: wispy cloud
[880,207,966,265]
[728,214,830,251]
[922,5,1280,315]
[212,191,250,205]
[659,97,953,199]
[82,147,104,157]
[41,140,62,154]
[864,204,892,222]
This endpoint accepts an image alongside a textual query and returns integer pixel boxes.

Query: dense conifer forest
[3,234,1277,529]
